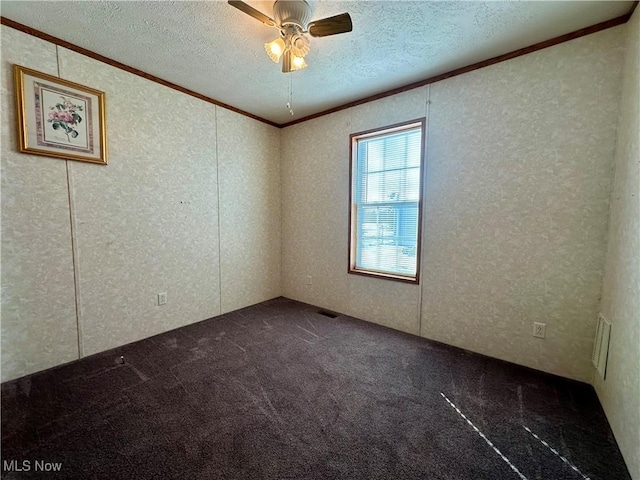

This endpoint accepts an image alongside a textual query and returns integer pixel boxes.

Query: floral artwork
[37,83,92,152]
[48,97,84,142]
[14,65,107,165]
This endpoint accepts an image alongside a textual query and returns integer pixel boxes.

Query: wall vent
[592,313,611,379]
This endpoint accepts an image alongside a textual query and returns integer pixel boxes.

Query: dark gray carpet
[1,297,631,479]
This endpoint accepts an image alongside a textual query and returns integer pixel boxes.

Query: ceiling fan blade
[228,1,275,27]
[308,13,352,37]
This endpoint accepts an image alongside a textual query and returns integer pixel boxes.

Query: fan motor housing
[274,0,312,29]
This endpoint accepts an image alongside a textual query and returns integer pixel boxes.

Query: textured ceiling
[1,1,634,124]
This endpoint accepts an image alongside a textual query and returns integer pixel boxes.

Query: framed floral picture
[14,65,107,165]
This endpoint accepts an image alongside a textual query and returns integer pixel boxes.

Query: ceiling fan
[228,0,353,73]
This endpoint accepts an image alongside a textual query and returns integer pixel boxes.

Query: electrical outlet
[158,292,167,306]
[306,275,312,286]
[533,322,546,339]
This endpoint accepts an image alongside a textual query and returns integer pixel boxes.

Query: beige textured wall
[282,89,427,334]
[57,47,222,357]
[1,28,80,379]
[0,26,281,381]
[217,108,282,314]
[282,26,625,383]
[282,109,351,315]
[422,27,624,382]
[595,10,640,480]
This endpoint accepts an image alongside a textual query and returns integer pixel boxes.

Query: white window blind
[350,121,424,282]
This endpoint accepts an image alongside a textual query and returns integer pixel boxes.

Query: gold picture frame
[14,65,107,165]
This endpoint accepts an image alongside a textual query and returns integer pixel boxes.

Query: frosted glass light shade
[291,55,307,71]
[282,50,308,73]
[264,38,286,63]
[290,34,310,57]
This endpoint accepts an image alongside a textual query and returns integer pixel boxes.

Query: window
[349,119,425,283]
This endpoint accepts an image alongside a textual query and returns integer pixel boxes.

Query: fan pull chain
[286,74,294,116]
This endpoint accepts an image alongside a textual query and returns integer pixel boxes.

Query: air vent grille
[592,313,611,379]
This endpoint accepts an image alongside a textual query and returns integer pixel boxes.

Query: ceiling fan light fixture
[229,0,353,73]
[264,37,286,63]
[281,50,307,73]
[291,54,307,71]
[290,34,310,57]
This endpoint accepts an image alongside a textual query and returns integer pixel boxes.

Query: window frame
[348,118,426,284]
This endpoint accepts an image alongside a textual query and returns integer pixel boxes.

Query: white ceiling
[1,1,633,125]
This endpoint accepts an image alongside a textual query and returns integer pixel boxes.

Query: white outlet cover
[158,292,167,306]
[533,322,546,339]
